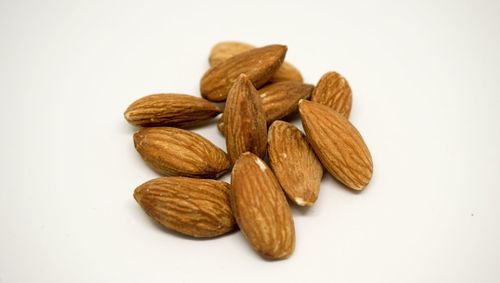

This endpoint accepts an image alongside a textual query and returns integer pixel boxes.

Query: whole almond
[231,152,295,259]
[268,121,323,206]
[311,71,352,118]
[224,74,267,163]
[208,41,303,84]
[124,93,222,127]
[134,127,230,178]
[200,44,287,102]
[217,81,314,134]
[134,177,236,238]
[299,100,372,190]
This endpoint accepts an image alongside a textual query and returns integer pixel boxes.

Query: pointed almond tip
[294,197,313,207]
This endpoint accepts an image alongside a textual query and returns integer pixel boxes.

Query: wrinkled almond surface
[134,127,230,178]
[224,74,267,163]
[124,93,221,127]
[312,72,352,118]
[268,121,323,206]
[134,177,236,238]
[231,152,295,259]
[299,100,372,190]
[200,44,287,101]
[208,41,303,84]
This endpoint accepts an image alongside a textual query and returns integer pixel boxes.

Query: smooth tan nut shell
[134,127,230,178]
[201,44,287,102]
[268,121,323,206]
[299,100,373,190]
[208,41,303,84]
[224,74,267,164]
[124,93,222,127]
[134,177,236,238]
[231,152,295,259]
[311,72,352,118]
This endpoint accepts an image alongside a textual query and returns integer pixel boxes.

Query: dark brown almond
[231,152,295,259]
[224,74,267,163]
[299,100,372,190]
[266,61,303,83]
[312,72,352,118]
[268,121,323,206]
[124,93,222,127]
[134,177,236,238]
[134,127,230,178]
[200,44,287,102]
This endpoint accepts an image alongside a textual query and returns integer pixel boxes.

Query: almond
[224,74,267,163]
[134,127,230,178]
[124,93,221,127]
[231,152,295,259]
[217,81,314,134]
[208,41,303,84]
[311,72,352,118]
[268,121,323,206]
[200,44,287,102]
[134,177,236,238]
[299,100,372,190]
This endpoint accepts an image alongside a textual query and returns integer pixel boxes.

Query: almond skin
[231,152,295,259]
[134,177,236,238]
[124,93,222,127]
[200,44,287,102]
[299,100,372,190]
[208,41,303,84]
[217,81,314,134]
[224,74,267,164]
[134,127,230,178]
[268,121,323,206]
[311,72,352,118]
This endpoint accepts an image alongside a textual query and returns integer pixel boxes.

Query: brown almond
[134,177,236,238]
[268,121,323,206]
[200,44,287,102]
[124,93,221,127]
[299,100,372,190]
[224,74,267,163]
[208,41,303,84]
[231,152,295,259]
[311,72,352,118]
[134,127,230,178]
[217,81,314,134]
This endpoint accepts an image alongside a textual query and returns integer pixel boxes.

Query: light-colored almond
[217,81,314,134]
[224,74,267,163]
[124,93,221,127]
[299,100,372,190]
[134,127,230,178]
[268,121,323,206]
[208,41,303,84]
[231,152,295,259]
[134,177,236,238]
[312,72,352,118]
[200,44,287,102]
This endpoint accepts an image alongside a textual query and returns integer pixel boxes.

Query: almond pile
[125,41,373,260]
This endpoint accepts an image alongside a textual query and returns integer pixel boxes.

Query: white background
[1,0,499,282]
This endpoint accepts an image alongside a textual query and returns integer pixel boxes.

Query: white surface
[1,0,499,282]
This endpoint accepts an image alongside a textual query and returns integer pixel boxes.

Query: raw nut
[134,177,236,238]
[134,127,230,178]
[311,72,352,118]
[209,41,254,66]
[124,93,222,127]
[224,74,267,163]
[268,121,323,206]
[208,41,303,84]
[217,81,314,134]
[231,152,295,259]
[200,44,287,102]
[299,100,372,190]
